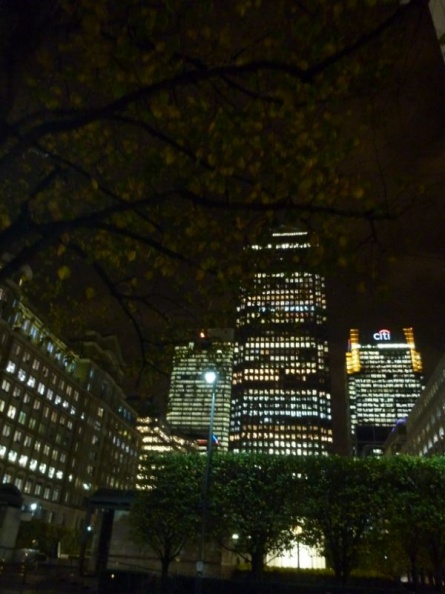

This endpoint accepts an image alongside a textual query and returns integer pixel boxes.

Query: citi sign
[373,329,391,341]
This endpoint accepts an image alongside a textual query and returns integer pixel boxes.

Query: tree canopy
[211,452,304,578]
[130,453,203,584]
[131,452,445,586]
[0,0,424,384]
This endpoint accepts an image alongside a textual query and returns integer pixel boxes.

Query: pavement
[0,564,98,594]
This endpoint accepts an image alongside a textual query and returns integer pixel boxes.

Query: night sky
[327,6,445,453]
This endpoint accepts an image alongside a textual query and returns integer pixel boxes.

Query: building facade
[393,350,445,457]
[230,229,332,456]
[346,327,424,456]
[166,330,234,451]
[0,275,141,534]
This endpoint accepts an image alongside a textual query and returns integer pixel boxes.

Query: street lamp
[195,369,218,594]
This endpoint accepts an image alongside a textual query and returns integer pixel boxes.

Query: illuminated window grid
[346,328,424,455]
[167,342,234,451]
[230,229,332,456]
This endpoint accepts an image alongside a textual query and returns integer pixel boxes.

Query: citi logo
[373,329,391,341]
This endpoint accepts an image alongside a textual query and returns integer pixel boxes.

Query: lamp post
[195,369,218,594]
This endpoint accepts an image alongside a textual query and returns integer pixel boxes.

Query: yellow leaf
[0,214,11,229]
[57,266,71,281]
[85,287,96,300]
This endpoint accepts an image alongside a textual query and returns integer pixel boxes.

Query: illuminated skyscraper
[230,229,332,455]
[166,330,234,451]
[346,327,425,456]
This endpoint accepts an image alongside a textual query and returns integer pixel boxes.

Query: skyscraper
[230,229,332,456]
[166,330,234,451]
[346,327,424,456]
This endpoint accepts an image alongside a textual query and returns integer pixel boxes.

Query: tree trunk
[160,557,171,594]
[250,549,264,580]
[408,551,419,591]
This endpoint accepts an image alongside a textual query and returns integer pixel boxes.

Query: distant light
[204,371,217,384]
[30,503,38,512]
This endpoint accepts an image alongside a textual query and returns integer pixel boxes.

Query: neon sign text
[373,329,391,341]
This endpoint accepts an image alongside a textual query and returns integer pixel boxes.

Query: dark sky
[327,5,445,453]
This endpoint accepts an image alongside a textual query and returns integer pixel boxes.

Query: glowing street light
[195,369,218,594]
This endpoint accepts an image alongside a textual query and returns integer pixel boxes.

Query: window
[1,379,11,392]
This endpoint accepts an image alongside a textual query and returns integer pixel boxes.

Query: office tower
[230,228,332,456]
[346,327,424,456]
[166,329,234,451]
[393,351,445,457]
[137,417,198,456]
[0,270,141,543]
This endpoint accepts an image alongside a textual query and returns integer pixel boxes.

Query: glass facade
[230,229,332,455]
[167,331,234,451]
[346,327,424,456]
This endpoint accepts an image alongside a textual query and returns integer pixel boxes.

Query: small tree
[382,456,430,588]
[211,452,305,579]
[384,456,445,591]
[130,453,203,589]
[301,455,386,584]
